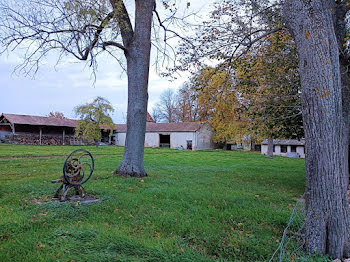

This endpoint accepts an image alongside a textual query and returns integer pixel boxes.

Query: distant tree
[153,88,177,123]
[190,67,250,146]
[174,84,201,122]
[235,30,303,157]
[74,96,114,146]
[151,107,162,123]
[48,111,66,119]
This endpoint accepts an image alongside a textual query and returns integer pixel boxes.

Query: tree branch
[81,11,115,60]
[153,3,195,48]
[102,41,126,52]
[109,0,134,47]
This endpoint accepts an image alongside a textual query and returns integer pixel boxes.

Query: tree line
[153,28,303,154]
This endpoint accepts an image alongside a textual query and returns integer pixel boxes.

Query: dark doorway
[281,145,288,153]
[254,145,261,151]
[187,140,192,150]
[291,145,297,152]
[159,134,170,148]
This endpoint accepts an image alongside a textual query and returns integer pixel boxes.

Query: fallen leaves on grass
[35,242,45,248]
[1,233,11,240]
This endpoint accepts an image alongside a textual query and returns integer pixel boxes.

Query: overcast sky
[0,0,214,123]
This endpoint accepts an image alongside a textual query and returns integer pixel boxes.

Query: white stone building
[261,139,305,158]
[114,122,214,150]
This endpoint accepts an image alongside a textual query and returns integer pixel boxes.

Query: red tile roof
[147,113,155,123]
[115,122,202,132]
[1,113,77,127]
[1,113,203,132]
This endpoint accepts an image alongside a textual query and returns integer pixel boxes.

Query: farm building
[0,113,77,145]
[114,122,213,150]
[0,113,214,150]
[261,139,305,158]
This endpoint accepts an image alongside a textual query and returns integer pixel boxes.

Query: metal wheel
[63,149,94,186]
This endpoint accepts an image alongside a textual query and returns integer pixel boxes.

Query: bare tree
[0,0,192,177]
[48,111,66,119]
[175,83,201,122]
[153,88,177,123]
[151,107,162,123]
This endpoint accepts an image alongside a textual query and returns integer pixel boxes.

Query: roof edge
[1,113,14,125]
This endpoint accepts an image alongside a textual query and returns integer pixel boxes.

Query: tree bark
[114,0,154,177]
[283,0,350,258]
[267,137,273,158]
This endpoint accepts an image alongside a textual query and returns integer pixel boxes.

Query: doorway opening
[187,140,192,150]
[159,134,170,148]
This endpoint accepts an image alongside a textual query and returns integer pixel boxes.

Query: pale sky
[0,0,214,123]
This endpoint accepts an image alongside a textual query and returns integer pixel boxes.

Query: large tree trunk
[283,0,350,258]
[267,137,273,158]
[115,0,154,177]
[334,0,350,179]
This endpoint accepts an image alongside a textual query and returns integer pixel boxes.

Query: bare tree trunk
[267,137,273,158]
[115,0,154,177]
[283,0,350,258]
[250,138,256,151]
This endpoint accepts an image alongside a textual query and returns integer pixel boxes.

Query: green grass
[0,144,319,261]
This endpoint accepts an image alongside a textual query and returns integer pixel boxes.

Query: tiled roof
[116,122,203,132]
[1,113,77,127]
[147,113,155,123]
[261,139,305,146]
[1,113,203,132]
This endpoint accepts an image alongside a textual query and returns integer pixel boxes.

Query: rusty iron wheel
[63,149,94,186]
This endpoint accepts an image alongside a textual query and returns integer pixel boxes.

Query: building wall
[195,125,214,150]
[115,132,165,148]
[261,145,268,155]
[261,144,305,158]
[296,146,305,158]
[275,145,281,155]
[144,133,159,147]
[114,132,126,146]
[114,131,213,150]
[170,132,195,149]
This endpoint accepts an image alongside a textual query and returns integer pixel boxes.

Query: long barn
[0,113,77,145]
[0,113,214,150]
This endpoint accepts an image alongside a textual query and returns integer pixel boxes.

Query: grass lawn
[0,144,308,261]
